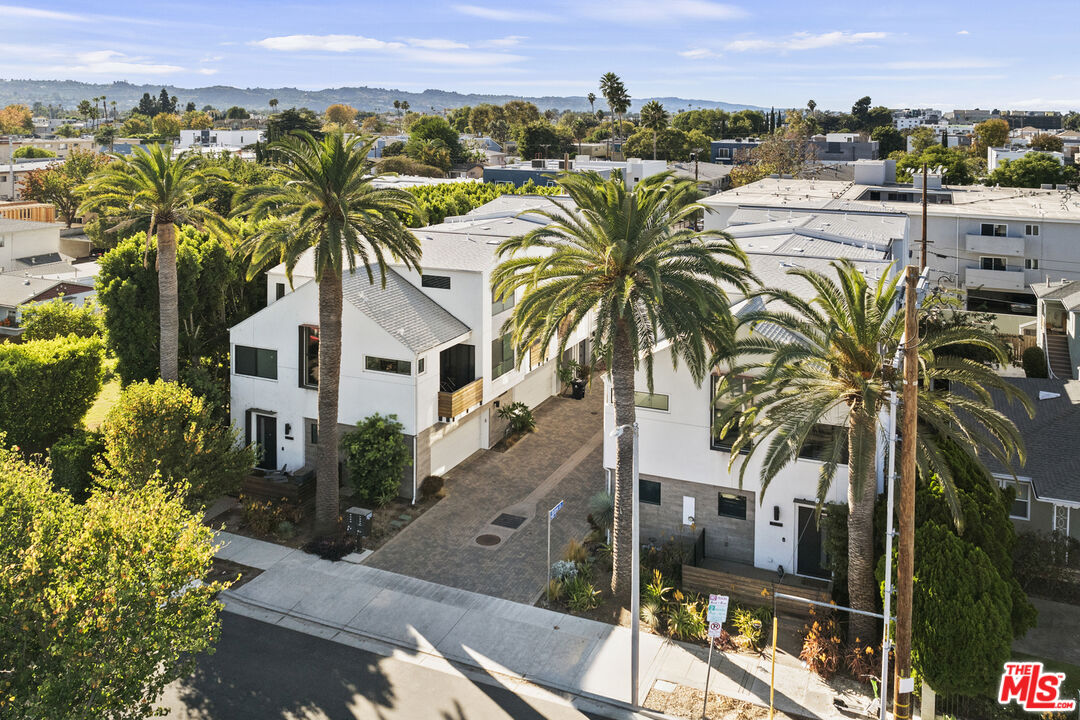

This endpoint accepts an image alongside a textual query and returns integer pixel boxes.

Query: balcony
[965,266,1026,292]
[965,233,1025,256]
[438,343,480,421]
[438,377,483,420]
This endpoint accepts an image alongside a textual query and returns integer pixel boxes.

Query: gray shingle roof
[1032,280,1080,311]
[0,275,57,307]
[342,267,469,353]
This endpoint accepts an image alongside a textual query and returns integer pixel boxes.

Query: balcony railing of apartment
[438,377,483,421]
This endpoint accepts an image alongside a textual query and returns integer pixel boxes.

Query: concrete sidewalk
[215,531,863,719]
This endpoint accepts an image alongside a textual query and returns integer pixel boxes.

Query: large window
[234,345,277,380]
[492,288,515,315]
[1009,482,1030,520]
[422,274,451,289]
[641,479,662,506]
[299,325,319,388]
[365,356,411,375]
[718,492,747,520]
[634,392,669,411]
[981,223,1007,237]
[712,375,749,453]
[1025,224,1040,237]
[492,333,515,379]
[797,424,849,463]
[981,256,1007,272]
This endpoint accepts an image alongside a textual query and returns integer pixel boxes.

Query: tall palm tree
[638,100,669,160]
[233,131,422,537]
[79,145,230,382]
[599,72,629,149]
[712,260,1030,637]
[493,171,754,597]
[269,98,279,114]
[587,92,596,114]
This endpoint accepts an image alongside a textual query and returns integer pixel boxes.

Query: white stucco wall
[0,224,63,272]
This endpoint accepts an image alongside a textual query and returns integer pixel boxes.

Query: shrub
[845,638,880,682]
[732,606,771,651]
[100,380,253,508]
[19,298,101,341]
[562,538,588,565]
[496,401,536,437]
[564,575,600,612]
[303,535,356,561]
[239,494,300,536]
[419,474,444,501]
[341,413,412,507]
[642,569,673,606]
[546,578,565,603]
[667,600,706,641]
[587,491,614,532]
[800,611,844,678]
[551,560,578,581]
[375,155,445,178]
[1013,530,1080,603]
[0,335,103,452]
[640,600,664,632]
[48,429,105,502]
[1022,346,1048,378]
[12,145,56,159]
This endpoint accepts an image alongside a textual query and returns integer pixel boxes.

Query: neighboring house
[985,378,1080,541]
[0,202,55,223]
[701,160,1080,317]
[987,146,1065,173]
[0,218,66,274]
[366,135,409,160]
[1032,279,1080,380]
[0,138,94,163]
[0,159,59,201]
[0,275,93,338]
[710,139,762,165]
[228,195,594,500]
[178,129,265,150]
[482,156,667,189]
[810,133,878,162]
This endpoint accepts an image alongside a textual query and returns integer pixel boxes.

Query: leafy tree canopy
[514,120,574,160]
[341,413,412,507]
[407,115,463,162]
[894,145,976,184]
[988,152,1074,188]
[1028,132,1064,152]
[0,103,34,134]
[266,107,322,142]
[19,297,102,341]
[402,179,562,227]
[12,145,56,159]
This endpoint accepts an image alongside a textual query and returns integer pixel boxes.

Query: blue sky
[2,1,1077,111]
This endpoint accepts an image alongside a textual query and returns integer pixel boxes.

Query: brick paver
[366,384,606,603]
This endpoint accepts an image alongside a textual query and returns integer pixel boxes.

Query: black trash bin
[570,379,586,399]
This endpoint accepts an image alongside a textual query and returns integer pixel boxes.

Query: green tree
[406,138,451,172]
[501,100,539,128]
[713,260,1029,637]
[0,445,227,718]
[1028,133,1064,152]
[492,172,753,596]
[402,179,561,227]
[973,118,1010,154]
[21,148,109,228]
[988,152,1070,188]
[587,92,596,113]
[907,126,938,153]
[1063,112,1080,132]
[447,105,472,132]
[234,131,422,536]
[0,103,34,134]
[599,72,630,138]
[79,145,230,382]
[341,413,412,507]
[224,105,250,120]
[0,335,104,452]
[514,120,573,160]
[100,379,253,507]
[94,124,117,152]
[48,428,105,502]
[468,104,503,136]
[265,107,322,142]
[895,145,976,185]
[19,297,101,340]
[406,115,463,162]
[622,126,690,161]
[182,110,214,130]
[871,125,905,156]
[152,112,182,137]
[136,92,157,116]
[12,146,56,159]
[122,112,151,136]
[638,100,670,160]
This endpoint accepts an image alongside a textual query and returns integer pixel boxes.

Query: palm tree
[712,260,1029,637]
[269,98,279,113]
[587,92,596,114]
[78,145,229,382]
[599,72,628,147]
[807,99,817,117]
[492,171,754,597]
[233,131,422,537]
[638,100,669,160]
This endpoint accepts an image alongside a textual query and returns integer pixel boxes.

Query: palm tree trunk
[652,130,658,161]
[610,324,637,599]
[846,411,878,641]
[157,221,179,382]
[315,267,343,537]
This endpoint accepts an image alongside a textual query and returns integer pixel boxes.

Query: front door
[796,505,829,579]
[255,414,277,470]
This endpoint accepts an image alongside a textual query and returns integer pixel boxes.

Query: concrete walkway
[366,389,606,603]
[216,531,862,719]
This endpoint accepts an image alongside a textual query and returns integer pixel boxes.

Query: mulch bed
[206,557,262,590]
[644,685,800,720]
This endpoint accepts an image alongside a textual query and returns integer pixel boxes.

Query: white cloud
[579,0,747,22]
[957,30,969,35]
[484,35,527,47]
[725,31,887,53]
[0,4,85,21]
[252,34,404,52]
[404,37,469,50]
[196,68,219,75]
[452,4,560,22]
[680,48,722,60]
[59,50,184,75]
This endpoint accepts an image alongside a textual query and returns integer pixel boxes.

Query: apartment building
[482,156,667,189]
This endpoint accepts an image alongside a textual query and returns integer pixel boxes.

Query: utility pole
[894,264,919,720]
[919,163,928,270]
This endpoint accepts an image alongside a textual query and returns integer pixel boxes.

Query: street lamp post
[611,422,640,707]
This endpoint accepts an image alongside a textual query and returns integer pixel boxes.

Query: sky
[2,0,1078,111]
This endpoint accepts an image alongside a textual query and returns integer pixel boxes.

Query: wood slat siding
[0,203,55,223]
[529,342,542,366]
[438,377,484,419]
[682,564,832,618]
[241,474,315,506]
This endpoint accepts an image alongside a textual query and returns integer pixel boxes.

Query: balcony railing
[438,377,483,421]
[964,266,1026,291]
[965,233,1024,256]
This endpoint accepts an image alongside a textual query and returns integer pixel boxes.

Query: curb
[221,589,684,720]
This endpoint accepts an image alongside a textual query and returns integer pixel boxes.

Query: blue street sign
[549,500,564,520]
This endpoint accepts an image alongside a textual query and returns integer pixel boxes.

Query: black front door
[796,505,829,579]
[255,414,277,470]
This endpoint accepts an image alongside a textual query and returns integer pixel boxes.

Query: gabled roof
[342,267,469,353]
[0,275,91,308]
[1032,279,1080,311]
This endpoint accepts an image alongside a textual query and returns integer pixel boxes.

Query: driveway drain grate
[491,513,526,529]
[475,534,502,546]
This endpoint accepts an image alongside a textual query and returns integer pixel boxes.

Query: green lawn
[1012,651,1080,698]
[83,377,121,430]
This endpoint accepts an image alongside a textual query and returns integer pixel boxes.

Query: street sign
[708,622,725,639]
[707,594,729,624]
[549,500,564,520]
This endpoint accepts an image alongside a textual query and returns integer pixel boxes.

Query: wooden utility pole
[894,264,919,719]
[919,163,928,270]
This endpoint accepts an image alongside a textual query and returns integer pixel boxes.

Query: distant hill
[0,79,765,114]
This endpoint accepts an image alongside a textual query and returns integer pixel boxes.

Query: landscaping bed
[206,557,262,591]
[644,684,799,720]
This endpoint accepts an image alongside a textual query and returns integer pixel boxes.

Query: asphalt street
[159,613,609,720]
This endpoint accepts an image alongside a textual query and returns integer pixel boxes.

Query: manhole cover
[491,513,526,529]
[475,534,502,546]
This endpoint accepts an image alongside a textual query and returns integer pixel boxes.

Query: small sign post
[702,594,729,719]
[546,500,564,603]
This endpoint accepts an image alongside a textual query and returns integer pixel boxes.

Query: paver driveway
[366,384,606,603]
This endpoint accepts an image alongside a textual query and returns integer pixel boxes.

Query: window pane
[1009,484,1029,518]
[235,345,257,376]
[712,375,748,452]
[641,479,661,506]
[798,425,849,463]
[422,274,451,289]
[301,326,319,387]
[718,492,747,519]
[492,333,514,379]
[634,392,669,411]
[365,356,411,375]
[492,288,515,315]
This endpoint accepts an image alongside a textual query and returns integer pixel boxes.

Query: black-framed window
[365,356,411,375]
[718,492,747,519]
[634,392,669,411]
[1025,258,1039,270]
[492,333,515,379]
[1009,483,1030,520]
[712,375,749,453]
[299,325,319,388]
[981,256,1007,271]
[641,479,661,506]
[275,282,285,300]
[492,288,515,315]
[981,223,1007,237]
[422,274,451,289]
[234,345,278,380]
[797,424,849,463]
[309,420,318,445]
[418,357,426,374]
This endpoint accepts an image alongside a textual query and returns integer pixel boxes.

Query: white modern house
[228,194,593,501]
[178,129,265,151]
[0,217,67,274]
